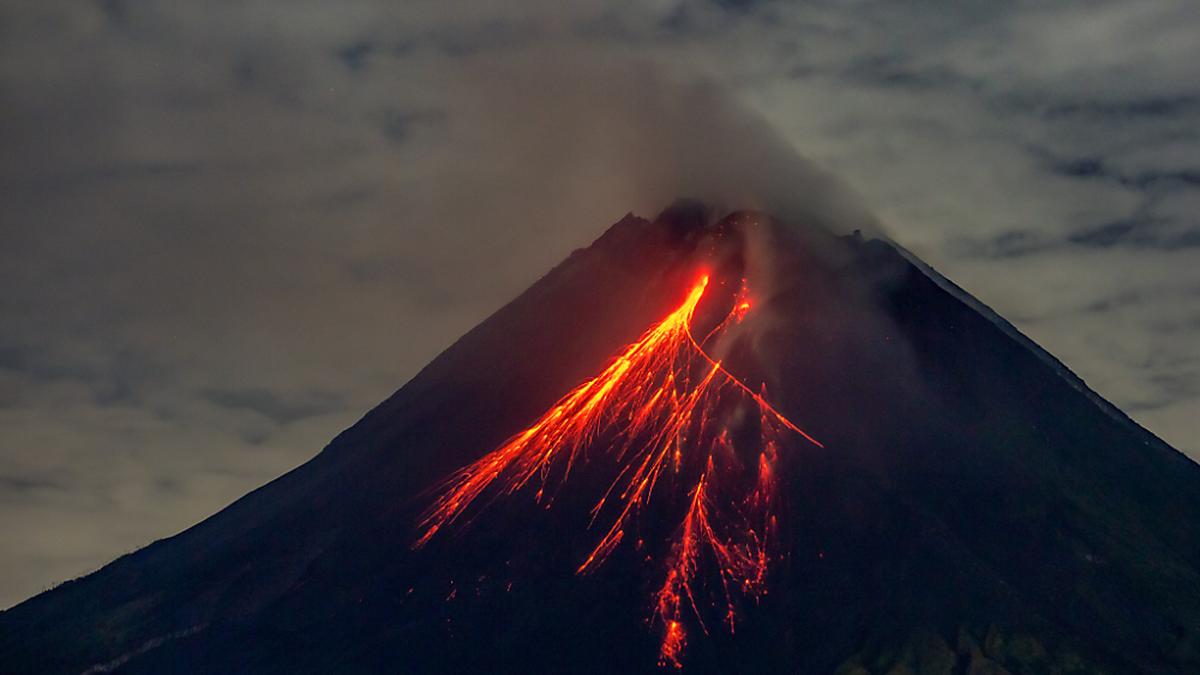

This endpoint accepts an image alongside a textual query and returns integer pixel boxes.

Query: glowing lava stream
[415,274,822,668]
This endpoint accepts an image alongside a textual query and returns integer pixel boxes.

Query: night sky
[1,1,1197,609]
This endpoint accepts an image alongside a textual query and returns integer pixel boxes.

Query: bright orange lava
[415,274,821,668]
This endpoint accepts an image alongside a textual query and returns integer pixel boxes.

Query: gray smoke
[420,45,882,269]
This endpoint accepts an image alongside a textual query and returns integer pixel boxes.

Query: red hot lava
[415,274,821,668]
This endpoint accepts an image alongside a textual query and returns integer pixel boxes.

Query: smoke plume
[420,45,883,280]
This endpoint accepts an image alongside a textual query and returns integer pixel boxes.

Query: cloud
[0,0,1197,609]
[199,387,346,428]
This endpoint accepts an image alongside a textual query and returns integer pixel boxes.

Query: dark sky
[1,1,1198,608]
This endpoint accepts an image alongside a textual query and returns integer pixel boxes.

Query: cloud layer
[1,0,1197,608]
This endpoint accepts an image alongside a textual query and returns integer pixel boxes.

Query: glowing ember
[415,273,821,667]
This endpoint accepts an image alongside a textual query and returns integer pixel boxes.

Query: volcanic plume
[2,205,1200,675]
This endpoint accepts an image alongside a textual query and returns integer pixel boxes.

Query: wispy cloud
[0,0,1197,609]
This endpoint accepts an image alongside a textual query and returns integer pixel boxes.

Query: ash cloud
[425,48,882,245]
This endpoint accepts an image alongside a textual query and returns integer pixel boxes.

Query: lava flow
[415,273,821,668]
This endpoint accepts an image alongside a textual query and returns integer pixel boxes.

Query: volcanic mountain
[2,204,1199,674]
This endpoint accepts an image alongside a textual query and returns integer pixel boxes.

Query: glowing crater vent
[415,274,822,668]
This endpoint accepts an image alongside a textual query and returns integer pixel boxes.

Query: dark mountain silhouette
[2,204,1198,674]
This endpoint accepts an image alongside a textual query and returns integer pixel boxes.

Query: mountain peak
[2,207,1198,674]
[654,198,712,234]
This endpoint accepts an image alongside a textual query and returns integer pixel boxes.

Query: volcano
[2,203,1199,674]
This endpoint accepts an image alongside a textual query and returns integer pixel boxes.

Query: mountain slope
[2,206,1198,674]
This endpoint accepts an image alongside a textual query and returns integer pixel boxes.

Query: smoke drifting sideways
[416,46,885,294]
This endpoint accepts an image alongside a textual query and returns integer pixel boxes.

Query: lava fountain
[415,273,821,667]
